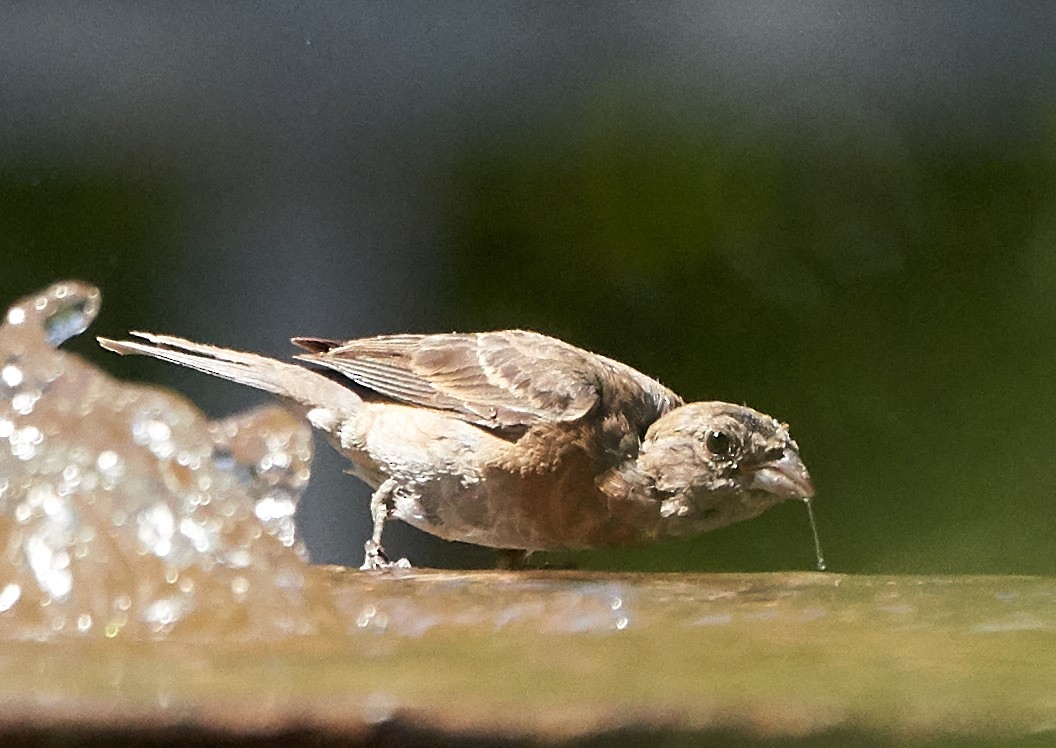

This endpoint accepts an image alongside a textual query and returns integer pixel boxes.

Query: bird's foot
[360,539,412,571]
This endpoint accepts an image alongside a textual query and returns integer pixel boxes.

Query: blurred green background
[3,5,1056,575]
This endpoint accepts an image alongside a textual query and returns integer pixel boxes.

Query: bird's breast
[336,403,659,550]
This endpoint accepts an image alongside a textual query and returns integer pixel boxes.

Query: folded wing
[293,330,679,431]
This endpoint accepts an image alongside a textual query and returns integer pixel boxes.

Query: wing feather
[293,330,681,431]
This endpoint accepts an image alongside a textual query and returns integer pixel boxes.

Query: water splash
[0,280,332,640]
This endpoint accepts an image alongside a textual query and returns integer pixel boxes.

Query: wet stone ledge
[1,570,1055,745]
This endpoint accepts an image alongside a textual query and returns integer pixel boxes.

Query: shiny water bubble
[136,503,176,558]
[0,583,21,612]
[43,290,100,348]
[1,364,23,388]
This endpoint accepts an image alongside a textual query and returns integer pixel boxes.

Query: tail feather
[98,332,362,432]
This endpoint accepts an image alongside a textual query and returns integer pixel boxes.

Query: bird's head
[636,401,814,538]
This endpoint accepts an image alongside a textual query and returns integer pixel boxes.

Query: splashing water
[803,497,826,571]
[0,280,332,640]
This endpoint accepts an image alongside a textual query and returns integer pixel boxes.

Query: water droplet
[0,583,21,612]
[255,494,299,547]
[10,425,44,460]
[179,516,215,553]
[226,548,251,568]
[26,530,74,600]
[132,412,175,458]
[144,597,183,627]
[43,293,99,347]
[1,364,23,387]
[96,450,124,478]
[803,497,827,571]
[11,390,40,415]
[230,576,249,599]
[356,605,378,628]
[136,502,175,558]
[255,495,295,521]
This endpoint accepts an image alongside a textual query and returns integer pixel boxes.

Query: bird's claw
[360,539,411,571]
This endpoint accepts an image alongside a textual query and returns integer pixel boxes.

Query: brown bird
[98,330,816,569]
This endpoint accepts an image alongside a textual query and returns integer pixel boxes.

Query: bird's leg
[360,478,411,570]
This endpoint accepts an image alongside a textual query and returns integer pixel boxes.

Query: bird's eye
[704,430,734,458]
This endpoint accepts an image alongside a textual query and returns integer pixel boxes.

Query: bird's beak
[747,448,815,500]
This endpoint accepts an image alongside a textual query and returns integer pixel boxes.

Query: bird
[98,330,815,569]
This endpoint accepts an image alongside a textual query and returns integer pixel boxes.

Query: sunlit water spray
[803,497,826,571]
[0,280,329,640]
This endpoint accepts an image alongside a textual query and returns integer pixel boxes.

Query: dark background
[3,3,1055,574]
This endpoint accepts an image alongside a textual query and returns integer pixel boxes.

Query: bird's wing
[292,330,678,430]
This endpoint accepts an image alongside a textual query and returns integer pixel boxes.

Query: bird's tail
[98,332,362,432]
